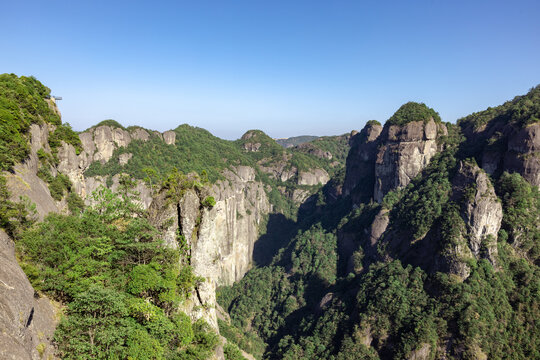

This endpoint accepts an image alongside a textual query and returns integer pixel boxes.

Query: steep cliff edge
[374,117,447,202]
[0,230,58,360]
[341,103,447,205]
[5,123,62,219]
[437,161,502,279]
[148,166,270,330]
[0,75,63,360]
[459,85,540,188]
[342,121,383,203]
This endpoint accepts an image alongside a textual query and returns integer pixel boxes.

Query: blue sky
[2,0,539,139]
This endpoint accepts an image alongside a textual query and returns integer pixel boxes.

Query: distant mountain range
[275,135,319,148]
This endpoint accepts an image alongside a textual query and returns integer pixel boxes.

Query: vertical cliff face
[458,85,540,189]
[0,232,58,360]
[4,124,61,219]
[48,123,274,335]
[439,161,502,279]
[342,121,382,203]
[374,119,447,202]
[504,123,540,187]
[342,114,447,205]
[465,123,540,188]
[148,166,270,330]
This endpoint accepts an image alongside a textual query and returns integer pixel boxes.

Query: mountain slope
[1,74,538,360]
[218,90,540,359]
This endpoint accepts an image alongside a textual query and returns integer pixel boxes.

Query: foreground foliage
[17,186,218,359]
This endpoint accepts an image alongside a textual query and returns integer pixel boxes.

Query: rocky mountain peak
[239,129,276,152]
[342,120,383,203]
[374,117,447,202]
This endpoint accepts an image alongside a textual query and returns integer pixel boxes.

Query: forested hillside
[218,89,540,359]
[1,74,538,360]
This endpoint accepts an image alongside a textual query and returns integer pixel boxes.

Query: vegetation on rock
[386,101,441,126]
[16,185,218,359]
[2,74,539,360]
[0,74,59,170]
[458,85,540,130]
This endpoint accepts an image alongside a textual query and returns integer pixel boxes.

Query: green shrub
[67,192,85,214]
[202,196,216,208]
[387,101,441,125]
[224,342,247,360]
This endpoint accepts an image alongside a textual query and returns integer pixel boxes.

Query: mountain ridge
[0,74,538,360]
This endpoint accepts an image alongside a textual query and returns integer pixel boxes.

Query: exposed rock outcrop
[259,158,329,188]
[452,161,502,265]
[342,121,383,203]
[458,90,540,188]
[407,343,432,360]
[504,123,540,187]
[437,161,502,280]
[296,143,333,159]
[298,168,330,186]
[148,166,270,330]
[0,230,57,360]
[163,130,176,145]
[374,119,447,202]
[57,124,175,202]
[5,124,60,219]
[118,152,133,166]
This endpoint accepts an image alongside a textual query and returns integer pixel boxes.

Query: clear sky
[2,0,539,139]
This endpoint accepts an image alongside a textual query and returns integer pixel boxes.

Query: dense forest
[217,87,540,359]
[1,74,538,360]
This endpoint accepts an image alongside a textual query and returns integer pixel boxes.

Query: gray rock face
[258,154,295,182]
[118,152,133,165]
[464,120,540,188]
[368,209,390,248]
[442,161,503,279]
[0,230,57,360]
[243,142,261,152]
[163,130,176,145]
[297,168,330,186]
[374,119,446,202]
[149,166,270,330]
[342,122,383,203]
[505,123,540,187]
[292,189,311,203]
[407,343,432,360]
[453,161,502,263]
[130,128,150,141]
[297,143,333,159]
[5,124,61,219]
[92,126,132,163]
[258,154,329,196]
[57,125,157,202]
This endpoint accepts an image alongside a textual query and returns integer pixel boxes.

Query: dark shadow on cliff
[252,213,297,267]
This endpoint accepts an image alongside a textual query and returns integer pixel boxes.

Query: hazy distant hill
[275,135,318,148]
